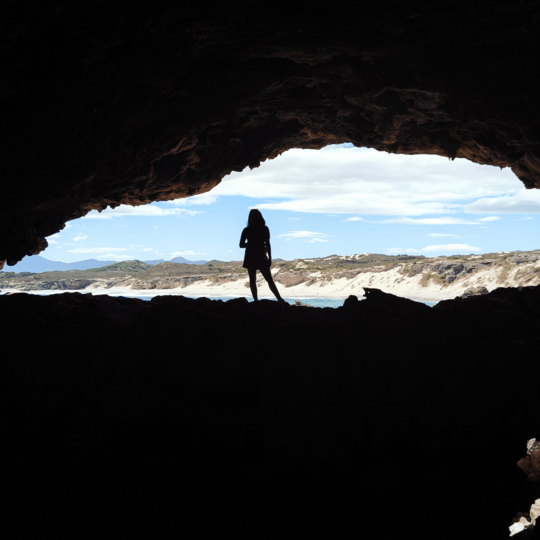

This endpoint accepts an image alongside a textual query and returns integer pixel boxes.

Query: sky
[37,143,540,263]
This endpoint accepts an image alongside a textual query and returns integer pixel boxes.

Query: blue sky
[38,143,539,263]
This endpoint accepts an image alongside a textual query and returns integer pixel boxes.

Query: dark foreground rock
[1,287,540,539]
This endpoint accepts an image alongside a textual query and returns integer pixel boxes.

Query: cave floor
[1,287,539,538]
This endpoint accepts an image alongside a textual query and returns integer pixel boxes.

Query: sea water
[8,291,438,308]
[130,295,438,308]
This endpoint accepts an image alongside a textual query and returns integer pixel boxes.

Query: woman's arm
[239,228,248,248]
[265,226,271,265]
[266,240,272,266]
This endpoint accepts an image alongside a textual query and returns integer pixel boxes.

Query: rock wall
[1,0,540,264]
[3,2,540,536]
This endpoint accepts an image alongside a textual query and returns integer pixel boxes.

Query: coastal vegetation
[419,272,446,287]
[1,250,540,294]
[497,260,513,285]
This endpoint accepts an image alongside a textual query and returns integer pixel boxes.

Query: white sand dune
[117,261,536,303]
[3,258,539,304]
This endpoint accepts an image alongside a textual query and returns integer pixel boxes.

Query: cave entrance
[38,142,538,263]
[3,143,539,299]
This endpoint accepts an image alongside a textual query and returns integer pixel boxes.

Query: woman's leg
[260,267,286,303]
[248,268,258,301]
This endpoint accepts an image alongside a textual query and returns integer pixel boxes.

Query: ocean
[129,295,439,308]
[6,291,438,308]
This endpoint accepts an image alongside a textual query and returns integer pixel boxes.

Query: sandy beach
[4,255,537,304]
[0,270,462,303]
[84,262,525,303]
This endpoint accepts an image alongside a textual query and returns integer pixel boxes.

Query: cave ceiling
[1,0,540,265]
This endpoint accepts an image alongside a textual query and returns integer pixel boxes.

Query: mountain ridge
[1,254,208,274]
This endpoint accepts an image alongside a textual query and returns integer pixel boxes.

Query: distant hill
[169,256,207,265]
[84,260,153,273]
[1,256,118,274]
[141,257,207,265]
[2,255,208,273]
[4,251,540,298]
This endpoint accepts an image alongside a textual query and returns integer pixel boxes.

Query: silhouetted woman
[240,209,286,303]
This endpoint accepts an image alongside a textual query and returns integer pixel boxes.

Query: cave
[2,1,540,538]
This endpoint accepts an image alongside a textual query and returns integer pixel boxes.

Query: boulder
[461,286,489,298]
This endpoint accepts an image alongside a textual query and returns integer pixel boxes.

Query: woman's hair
[247,209,265,227]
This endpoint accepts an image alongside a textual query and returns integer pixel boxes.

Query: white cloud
[73,235,88,242]
[67,247,128,254]
[387,243,481,254]
[477,216,500,222]
[63,251,133,262]
[344,217,363,221]
[278,231,328,239]
[209,145,526,216]
[381,217,480,225]
[166,192,217,206]
[463,190,540,214]
[277,231,330,243]
[82,205,201,219]
[129,244,153,252]
[47,233,60,244]
[254,195,455,216]
[421,244,481,252]
[98,254,134,261]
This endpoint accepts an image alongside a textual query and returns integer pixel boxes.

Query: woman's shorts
[243,247,269,269]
